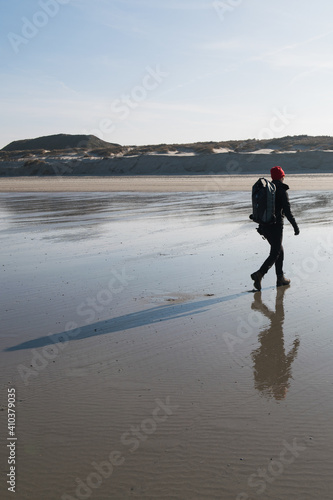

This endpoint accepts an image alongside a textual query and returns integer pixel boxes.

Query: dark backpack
[249,178,276,225]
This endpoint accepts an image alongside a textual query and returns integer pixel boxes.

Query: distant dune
[2,133,121,153]
[2,133,333,176]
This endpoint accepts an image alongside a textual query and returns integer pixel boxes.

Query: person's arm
[285,338,300,368]
[282,190,300,235]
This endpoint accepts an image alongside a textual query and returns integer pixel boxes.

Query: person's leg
[251,225,280,290]
[275,244,284,276]
[271,231,291,286]
[259,225,283,276]
[276,242,291,286]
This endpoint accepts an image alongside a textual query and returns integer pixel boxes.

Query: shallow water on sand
[1,191,333,500]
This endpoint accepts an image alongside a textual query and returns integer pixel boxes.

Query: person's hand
[294,226,300,236]
[293,338,300,347]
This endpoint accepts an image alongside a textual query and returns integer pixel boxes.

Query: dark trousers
[259,224,284,276]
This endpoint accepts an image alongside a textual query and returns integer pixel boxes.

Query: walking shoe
[276,274,291,287]
[251,271,263,291]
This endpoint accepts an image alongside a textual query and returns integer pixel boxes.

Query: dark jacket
[273,180,298,231]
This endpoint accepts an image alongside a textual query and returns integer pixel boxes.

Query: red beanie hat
[271,166,285,180]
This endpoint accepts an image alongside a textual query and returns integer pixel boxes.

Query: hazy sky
[1,0,333,148]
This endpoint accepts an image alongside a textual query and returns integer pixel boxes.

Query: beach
[1,173,333,192]
[1,181,333,499]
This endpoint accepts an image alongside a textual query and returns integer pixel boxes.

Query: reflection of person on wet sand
[251,287,299,401]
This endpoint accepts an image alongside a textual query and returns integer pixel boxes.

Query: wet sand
[1,190,333,499]
[1,173,333,192]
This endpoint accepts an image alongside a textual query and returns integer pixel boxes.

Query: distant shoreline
[1,174,333,192]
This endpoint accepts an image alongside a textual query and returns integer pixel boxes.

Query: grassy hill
[2,133,121,153]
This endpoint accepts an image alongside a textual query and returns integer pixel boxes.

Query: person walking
[251,166,300,291]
